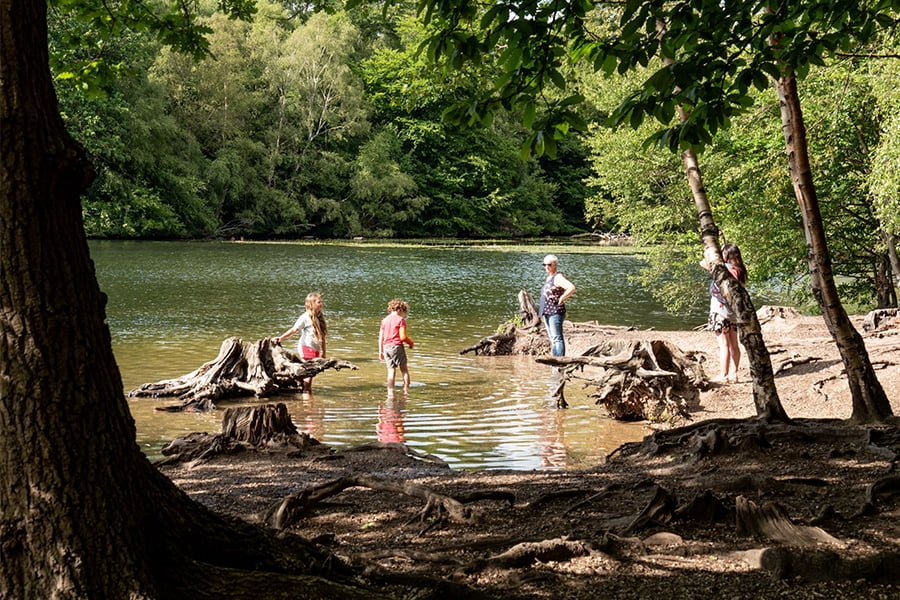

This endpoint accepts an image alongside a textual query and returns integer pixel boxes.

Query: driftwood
[756,305,801,325]
[862,307,900,333]
[735,496,843,547]
[156,403,319,466]
[773,353,820,375]
[539,339,705,422]
[458,325,518,356]
[463,291,706,420]
[129,337,357,411]
[460,289,548,356]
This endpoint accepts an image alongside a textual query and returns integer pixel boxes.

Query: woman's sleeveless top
[539,273,566,316]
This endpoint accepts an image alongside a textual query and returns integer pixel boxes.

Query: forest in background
[50,0,899,313]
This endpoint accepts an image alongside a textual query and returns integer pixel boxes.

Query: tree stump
[129,337,357,411]
[539,339,705,422]
[460,289,549,356]
[157,403,320,466]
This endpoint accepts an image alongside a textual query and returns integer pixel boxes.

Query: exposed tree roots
[609,418,900,465]
[735,496,843,546]
[324,441,451,467]
[263,475,476,531]
[128,337,357,411]
[539,339,705,422]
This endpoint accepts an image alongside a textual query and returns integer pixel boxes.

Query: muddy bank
[160,311,900,598]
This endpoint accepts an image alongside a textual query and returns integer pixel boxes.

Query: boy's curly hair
[387,299,409,314]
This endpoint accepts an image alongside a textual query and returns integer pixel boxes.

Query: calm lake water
[91,240,704,470]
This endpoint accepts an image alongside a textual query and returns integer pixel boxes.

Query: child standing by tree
[378,299,414,397]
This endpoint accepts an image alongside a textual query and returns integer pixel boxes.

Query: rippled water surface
[92,241,703,470]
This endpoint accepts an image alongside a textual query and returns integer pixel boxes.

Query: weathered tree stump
[539,339,705,422]
[129,337,357,411]
[460,289,549,356]
[157,403,320,466]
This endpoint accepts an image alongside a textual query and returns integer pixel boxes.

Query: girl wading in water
[539,255,576,356]
[275,291,328,397]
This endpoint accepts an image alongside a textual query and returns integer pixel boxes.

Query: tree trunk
[680,145,788,422]
[653,18,787,422]
[0,3,365,598]
[0,2,157,595]
[883,231,900,306]
[775,75,893,424]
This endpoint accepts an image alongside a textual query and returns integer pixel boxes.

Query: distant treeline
[52,2,593,240]
[50,1,899,312]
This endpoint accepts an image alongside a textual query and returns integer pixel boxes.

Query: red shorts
[300,346,321,360]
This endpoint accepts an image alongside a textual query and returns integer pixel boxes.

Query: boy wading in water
[378,299,414,397]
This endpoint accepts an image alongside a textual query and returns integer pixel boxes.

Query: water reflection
[377,397,407,444]
[539,410,573,469]
[296,396,326,442]
[94,242,685,470]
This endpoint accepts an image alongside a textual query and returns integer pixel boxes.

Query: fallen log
[129,337,357,411]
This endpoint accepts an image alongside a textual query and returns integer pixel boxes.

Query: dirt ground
[161,309,900,599]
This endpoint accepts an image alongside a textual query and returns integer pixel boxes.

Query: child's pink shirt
[380,312,406,348]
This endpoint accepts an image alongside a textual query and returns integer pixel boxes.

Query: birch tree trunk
[775,75,893,423]
[680,146,788,422]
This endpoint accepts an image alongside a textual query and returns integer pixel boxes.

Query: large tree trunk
[0,2,156,595]
[775,75,893,424]
[0,3,367,598]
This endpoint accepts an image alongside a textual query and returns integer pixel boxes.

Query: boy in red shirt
[378,299,414,397]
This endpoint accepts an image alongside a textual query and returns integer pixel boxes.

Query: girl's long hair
[722,243,747,284]
[305,292,327,345]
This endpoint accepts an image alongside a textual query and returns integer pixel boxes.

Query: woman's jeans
[543,314,565,356]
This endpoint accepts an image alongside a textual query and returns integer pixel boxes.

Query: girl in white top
[275,291,327,396]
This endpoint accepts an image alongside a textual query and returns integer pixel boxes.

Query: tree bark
[0,3,365,598]
[775,75,893,423]
[1,2,156,595]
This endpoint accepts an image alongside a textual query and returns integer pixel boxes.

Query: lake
[92,240,704,470]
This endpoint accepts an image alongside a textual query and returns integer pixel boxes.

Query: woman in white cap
[538,255,576,356]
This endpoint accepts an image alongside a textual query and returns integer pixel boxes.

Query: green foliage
[53,1,592,239]
[414,0,899,155]
[48,0,257,95]
[867,33,900,236]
